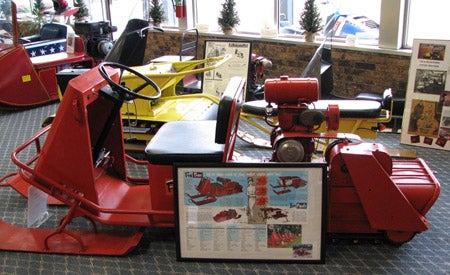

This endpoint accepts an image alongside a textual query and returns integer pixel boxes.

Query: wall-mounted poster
[174,163,326,263]
[401,39,450,150]
[202,40,251,99]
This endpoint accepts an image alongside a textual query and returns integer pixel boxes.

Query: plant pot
[304,32,316,42]
[222,27,234,35]
[75,17,89,22]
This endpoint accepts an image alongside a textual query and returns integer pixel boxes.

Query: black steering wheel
[98,62,162,101]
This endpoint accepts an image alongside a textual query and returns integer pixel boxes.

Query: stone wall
[144,31,411,99]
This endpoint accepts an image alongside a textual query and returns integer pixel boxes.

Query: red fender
[339,144,434,232]
[0,46,55,108]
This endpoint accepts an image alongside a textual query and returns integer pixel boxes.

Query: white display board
[202,40,251,98]
[400,39,450,150]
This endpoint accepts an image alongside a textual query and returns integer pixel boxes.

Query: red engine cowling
[264,76,340,162]
[326,140,441,243]
[264,76,319,104]
[265,76,339,132]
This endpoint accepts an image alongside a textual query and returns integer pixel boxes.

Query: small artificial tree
[218,0,240,34]
[299,0,322,41]
[73,0,90,21]
[149,0,166,26]
[32,0,46,23]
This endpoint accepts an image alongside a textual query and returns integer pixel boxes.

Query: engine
[74,21,117,61]
[263,76,440,244]
[264,76,340,162]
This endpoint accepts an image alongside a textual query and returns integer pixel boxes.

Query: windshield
[0,0,14,48]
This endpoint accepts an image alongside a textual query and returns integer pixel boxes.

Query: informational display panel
[401,39,450,150]
[202,40,251,98]
[175,163,326,263]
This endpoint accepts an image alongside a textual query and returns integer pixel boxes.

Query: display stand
[174,163,326,263]
[202,40,251,98]
[400,39,450,150]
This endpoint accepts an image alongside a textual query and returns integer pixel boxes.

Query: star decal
[40,48,47,55]
[31,50,37,57]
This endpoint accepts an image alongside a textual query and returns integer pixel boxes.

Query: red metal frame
[0,65,441,255]
[327,141,440,243]
[0,38,94,109]
[0,1,94,110]
[265,76,441,243]
[0,67,245,254]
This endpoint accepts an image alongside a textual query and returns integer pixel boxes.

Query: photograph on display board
[401,39,450,151]
[436,91,450,147]
[413,69,446,94]
[407,99,441,138]
[417,43,446,61]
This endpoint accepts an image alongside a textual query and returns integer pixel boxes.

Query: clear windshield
[0,0,14,48]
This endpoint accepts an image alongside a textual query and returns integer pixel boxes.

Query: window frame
[192,0,395,48]
[11,0,416,52]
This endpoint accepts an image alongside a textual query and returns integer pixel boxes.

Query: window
[90,0,144,39]
[196,0,275,34]
[237,0,275,34]
[195,0,381,42]
[279,0,381,45]
[89,0,177,39]
[195,0,221,32]
[405,0,450,48]
[13,0,445,51]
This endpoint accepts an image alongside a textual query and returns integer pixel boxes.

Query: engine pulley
[300,109,325,128]
[275,139,305,162]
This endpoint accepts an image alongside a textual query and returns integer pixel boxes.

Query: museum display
[401,39,450,151]
[0,61,440,256]
[0,0,442,261]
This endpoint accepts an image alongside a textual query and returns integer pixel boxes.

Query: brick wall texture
[144,31,411,99]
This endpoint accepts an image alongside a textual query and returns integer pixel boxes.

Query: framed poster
[174,162,326,263]
[202,40,252,99]
[401,39,450,150]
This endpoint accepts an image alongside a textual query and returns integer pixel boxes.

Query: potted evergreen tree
[299,0,322,42]
[218,0,239,35]
[32,0,46,23]
[149,0,166,27]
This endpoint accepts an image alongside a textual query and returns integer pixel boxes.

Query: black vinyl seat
[178,28,202,94]
[242,88,392,118]
[179,28,199,61]
[144,120,223,164]
[145,77,245,165]
[104,19,163,66]
[20,23,67,43]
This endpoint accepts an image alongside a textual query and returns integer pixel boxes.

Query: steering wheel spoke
[134,81,151,93]
[98,62,162,101]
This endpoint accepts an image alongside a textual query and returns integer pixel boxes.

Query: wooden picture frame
[174,162,326,263]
